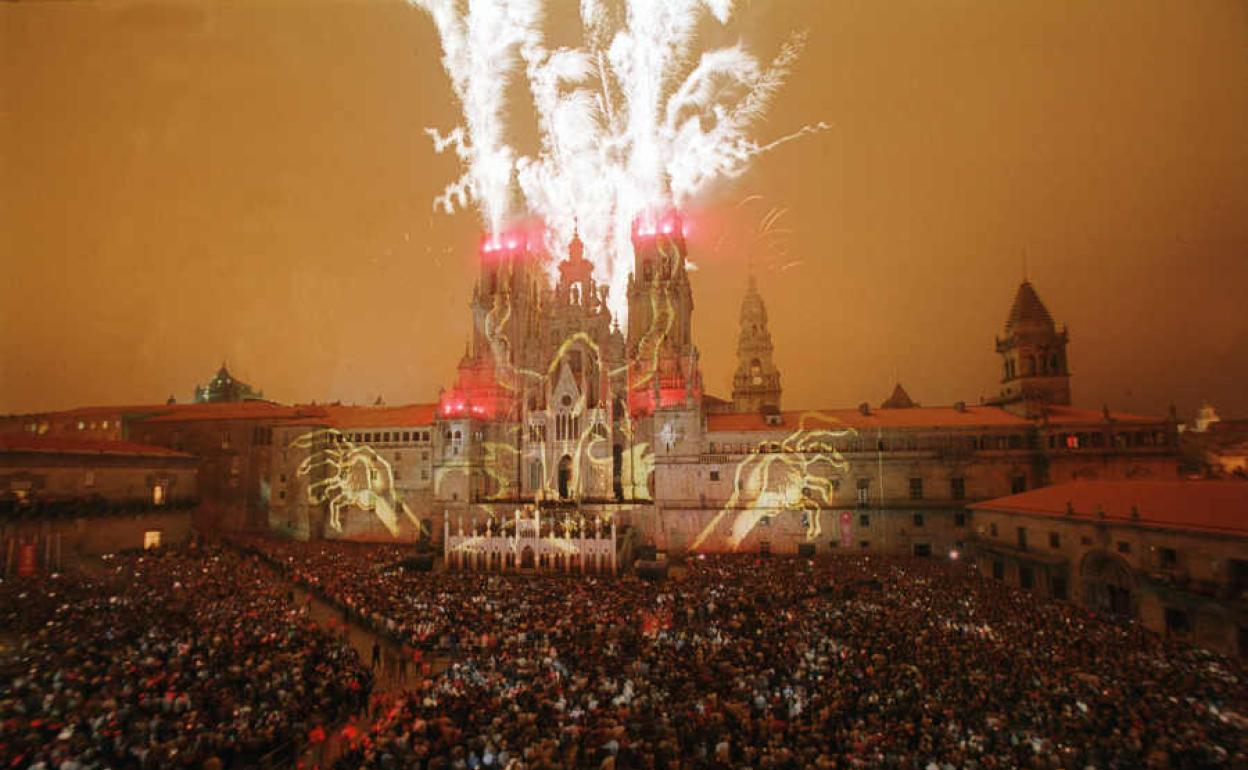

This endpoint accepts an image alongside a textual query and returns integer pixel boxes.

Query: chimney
[858,402,871,416]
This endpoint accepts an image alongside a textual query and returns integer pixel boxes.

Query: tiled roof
[707,405,1031,433]
[970,480,1248,536]
[1042,405,1163,426]
[1006,280,1054,333]
[0,435,195,459]
[136,401,311,423]
[880,383,916,409]
[309,404,439,429]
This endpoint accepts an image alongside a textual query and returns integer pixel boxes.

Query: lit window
[78,421,85,430]
[152,484,165,506]
[84,471,95,488]
[143,530,162,549]
[1065,434,1079,449]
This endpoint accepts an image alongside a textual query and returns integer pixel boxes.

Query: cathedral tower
[731,273,782,413]
[989,280,1071,416]
[625,211,701,414]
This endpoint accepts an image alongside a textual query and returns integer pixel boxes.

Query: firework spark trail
[411,0,826,321]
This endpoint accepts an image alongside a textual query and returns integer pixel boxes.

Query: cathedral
[318,213,1179,555]
[0,214,1181,554]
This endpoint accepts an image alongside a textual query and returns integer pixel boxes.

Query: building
[0,434,198,572]
[194,362,264,403]
[386,220,1180,557]
[0,216,1184,556]
[1180,404,1248,478]
[267,403,438,542]
[969,480,1248,658]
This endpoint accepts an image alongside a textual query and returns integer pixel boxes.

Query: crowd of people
[0,545,372,769]
[238,539,1248,770]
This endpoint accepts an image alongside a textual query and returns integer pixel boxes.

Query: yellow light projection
[691,412,857,552]
[459,233,694,506]
[291,429,420,536]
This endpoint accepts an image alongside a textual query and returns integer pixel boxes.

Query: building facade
[969,481,1248,658]
[0,435,198,572]
[1,221,1186,557]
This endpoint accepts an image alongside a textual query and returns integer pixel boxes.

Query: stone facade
[0,435,198,573]
[969,481,1248,658]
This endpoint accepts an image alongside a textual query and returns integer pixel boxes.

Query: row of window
[1052,430,1168,450]
[318,430,432,445]
[707,475,1024,504]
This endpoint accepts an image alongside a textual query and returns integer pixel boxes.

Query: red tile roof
[0,434,195,459]
[970,480,1248,536]
[136,401,315,423]
[707,405,1031,433]
[1041,405,1163,426]
[308,403,439,429]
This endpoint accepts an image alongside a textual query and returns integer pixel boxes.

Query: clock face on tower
[752,375,763,385]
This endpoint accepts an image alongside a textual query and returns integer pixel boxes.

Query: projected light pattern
[691,413,857,551]
[410,0,823,321]
[291,429,420,536]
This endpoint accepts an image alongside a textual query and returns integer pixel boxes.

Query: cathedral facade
[300,216,1179,555]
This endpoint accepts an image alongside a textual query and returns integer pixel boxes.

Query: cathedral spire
[731,273,782,413]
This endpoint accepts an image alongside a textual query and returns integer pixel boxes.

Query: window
[1164,607,1191,635]
[279,490,286,500]
[1051,576,1068,600]
[954,512,966,527]
[1160,548,1178,567]
[421,470,429,481]
[393,470,401,480]
[1011,476,1026,494]
[84,471,95,488]
[859,514,870,527]
[394,453,402,462]
[709,470,720,482]
[913,543,931,557]
[913,513,925,527]
[422,451,430,462]
[143,530,162,550]
[1065,434,1079,449]
[856,478,871,507]
[909,478,923,500]
[859,540,870,549]
[1117,541,1131,554]
[1231,560,1248,594]
[280,473,287,483]
[951,477,965,500]
[992,560,1004,580]
[989,523,998,537]
[1019,566,1034,590]
[152,484,166,506]
[1017,527,1028,550]
[383,432,391,442]
[221,431,231,449]
[1049,532,1060,549]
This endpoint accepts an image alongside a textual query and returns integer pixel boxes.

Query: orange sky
[2,0,1246,419]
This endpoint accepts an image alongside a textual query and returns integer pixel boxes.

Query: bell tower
[731,273,782,413]
[625,211,700,414]
[989,280,1071,416]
